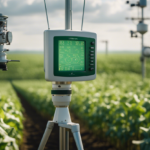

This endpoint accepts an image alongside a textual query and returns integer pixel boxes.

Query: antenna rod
[65,0,72,30]
[81,0,85,31]
[70,0,72,30]
[44,0,50,30]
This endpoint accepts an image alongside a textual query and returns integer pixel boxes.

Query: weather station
[38,0,97,150]
[126,0,149,79]
[0,13,19,71]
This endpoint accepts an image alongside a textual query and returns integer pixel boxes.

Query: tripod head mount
[51,82,72,123]
[52,82,72,108]
[0,13,19,71]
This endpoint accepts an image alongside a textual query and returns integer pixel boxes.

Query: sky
[1,0,150,52]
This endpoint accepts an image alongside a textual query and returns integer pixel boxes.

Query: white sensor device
[44,30,97,82]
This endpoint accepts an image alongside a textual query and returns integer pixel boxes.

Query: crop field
[1,54,150,150]
[0,82,23,150]
[1,53,150,80]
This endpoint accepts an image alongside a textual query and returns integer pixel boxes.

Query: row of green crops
[12,72,150,150]
[0,82,23,150]
[1,53,150,80]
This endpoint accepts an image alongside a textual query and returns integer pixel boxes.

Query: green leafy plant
[0,82,23,150]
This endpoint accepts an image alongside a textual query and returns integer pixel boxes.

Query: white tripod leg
[73,131,83,150]
[38,121,54,150]
[71,124,84,150]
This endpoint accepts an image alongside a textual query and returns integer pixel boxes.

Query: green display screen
[58,40,85,71]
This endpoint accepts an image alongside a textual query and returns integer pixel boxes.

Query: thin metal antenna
[70,0,72,30]
[81,0,85,31]
[71,10,73,30]
[65,0,72,30]
[44,0,50,30]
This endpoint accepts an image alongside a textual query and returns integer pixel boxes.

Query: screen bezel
[54,36,95,77]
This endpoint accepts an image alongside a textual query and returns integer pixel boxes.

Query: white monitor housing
[44,30,97,82]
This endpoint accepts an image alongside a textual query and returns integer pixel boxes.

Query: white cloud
[1,0,150,51]
[1,0,10,7]
[106,0,126,15]
[27,0,35,5]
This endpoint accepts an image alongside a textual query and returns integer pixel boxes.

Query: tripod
[38,82,84,150]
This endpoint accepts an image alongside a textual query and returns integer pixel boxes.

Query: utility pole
[102,40,108,55]
[126,0,149,79]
